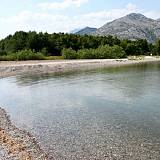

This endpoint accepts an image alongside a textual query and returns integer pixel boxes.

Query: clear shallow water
[1,62,160,159]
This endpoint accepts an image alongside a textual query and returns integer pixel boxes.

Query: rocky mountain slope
[76,27,97,35]
[94,13,160,42]
[76,13,160,42]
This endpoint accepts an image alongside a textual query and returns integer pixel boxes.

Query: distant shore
[0,57,160,78]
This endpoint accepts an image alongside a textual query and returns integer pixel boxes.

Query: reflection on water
[0,62,160,159]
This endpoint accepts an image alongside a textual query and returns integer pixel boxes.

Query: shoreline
[0,57,160,159]
[0,107,48,160]
[0,57,160,78]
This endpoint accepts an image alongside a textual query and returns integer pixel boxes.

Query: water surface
[0,62,160,159]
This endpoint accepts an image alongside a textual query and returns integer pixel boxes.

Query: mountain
[93,13,160,43]
[70,28,82,34]
[157,18,160,22]
[75,27,97,35]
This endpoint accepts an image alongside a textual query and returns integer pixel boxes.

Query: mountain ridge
[75,13,160,42]
[157,18,160,22]
[75,27,97,35]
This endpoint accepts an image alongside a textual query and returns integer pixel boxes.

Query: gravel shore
[0,58,160,78]
[0,108,48,160]
[0,57,160,159]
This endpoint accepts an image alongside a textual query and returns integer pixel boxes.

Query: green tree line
[0,31,160,60]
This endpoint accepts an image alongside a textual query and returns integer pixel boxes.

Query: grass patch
[44,56,64,60]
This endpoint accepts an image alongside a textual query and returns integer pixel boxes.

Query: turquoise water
[0,62,160,159]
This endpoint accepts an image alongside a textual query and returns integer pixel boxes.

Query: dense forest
[0,31,160,60]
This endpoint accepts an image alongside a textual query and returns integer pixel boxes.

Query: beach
[0,57,160,78]
[0,57,160,160]
[0,108,48,160]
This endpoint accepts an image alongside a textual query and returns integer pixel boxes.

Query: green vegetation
[62,48,78,59]
[0,31,160,60]
[63,45,126,59]
[0,50,45,61]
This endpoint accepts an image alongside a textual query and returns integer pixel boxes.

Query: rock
[0,108,48,160]
[91,13,160,43]
[157,18,160,22]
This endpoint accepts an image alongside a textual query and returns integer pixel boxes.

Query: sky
[0,0,160,39]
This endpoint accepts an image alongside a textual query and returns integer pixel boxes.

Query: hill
[75,27,97,35]
[92,13,160,42]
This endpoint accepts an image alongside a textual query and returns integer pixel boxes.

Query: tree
[0,30,153,59]
[136,39,149,55]
[156,39,160,55]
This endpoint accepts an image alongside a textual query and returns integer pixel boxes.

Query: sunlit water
[1,62,160,159]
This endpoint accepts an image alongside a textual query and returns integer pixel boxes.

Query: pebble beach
[0,57,160,160]
[0,108,48,160]
[0,58,160,78]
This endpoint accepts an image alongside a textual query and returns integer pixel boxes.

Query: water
[0,62,160,159]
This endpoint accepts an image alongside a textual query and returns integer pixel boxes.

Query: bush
[63,45,126,60]
[0,54,16,61]
[0,50,45,61]
[62,48,78,59]
[107,45,126,59]
[77,49,96,59]
[15,50,45,60]
[77,45,126,59]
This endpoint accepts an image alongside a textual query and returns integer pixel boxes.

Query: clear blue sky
[0,0,160,39]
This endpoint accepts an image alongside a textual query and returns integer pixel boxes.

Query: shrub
[62,48,78,59]
[77,45,126,59]
[77,49,96,59]
[107,45,126,58]
[0,50,45,61]
[15,50,45,60]
[0,54,16,61]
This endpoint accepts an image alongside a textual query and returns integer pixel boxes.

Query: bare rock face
[93,13,160,43]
